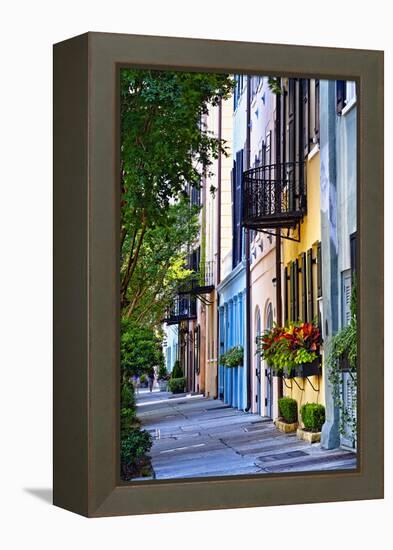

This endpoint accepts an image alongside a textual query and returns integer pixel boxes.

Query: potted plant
[297,403,326,443]
[157,365,170,391]
[274,396,299,433]
[257,322,322,378]
[220,345,244,368]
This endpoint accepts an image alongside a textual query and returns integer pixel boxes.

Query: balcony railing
[163,295,197,325]
[242,161,306,230]
[178,260,215,295]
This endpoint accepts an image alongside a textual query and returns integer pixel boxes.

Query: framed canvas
[53,32,384,517]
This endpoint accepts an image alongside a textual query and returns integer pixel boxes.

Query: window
[337,80,356,115]
[234,74,246,111]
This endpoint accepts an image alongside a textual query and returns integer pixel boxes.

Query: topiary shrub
[278,397,298,423]
[168,376,186,394]
[171,360,183,379]
[300,403,326,432]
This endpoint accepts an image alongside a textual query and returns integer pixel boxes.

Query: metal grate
[242,161,306,230]
[163,295,197,325]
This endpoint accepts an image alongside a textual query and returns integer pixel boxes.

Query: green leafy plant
[121,428,153,480]
[121,407,139,436]
[278,397,298,424]
[257,322,321,375]
[220,346,244,367]
[121,382,136,410]
[300,403,326,432]
[168,377,186,394]
[326,279,357,442]
[171,359,183,379]
[157,364,169,381]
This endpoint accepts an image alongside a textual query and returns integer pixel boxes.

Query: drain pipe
[245,76,252,412]
[216,99,222,399]
[275,84,283,401]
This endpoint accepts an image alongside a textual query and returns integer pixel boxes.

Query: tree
[122,196,200,324]
[121,320,165,379]
[120,69,234,310]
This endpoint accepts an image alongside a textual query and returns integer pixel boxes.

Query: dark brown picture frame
[53,32,384,517]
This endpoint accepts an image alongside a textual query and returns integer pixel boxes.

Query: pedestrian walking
[131,374,140,394]
[148,371,155,392]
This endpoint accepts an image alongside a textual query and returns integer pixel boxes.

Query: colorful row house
[163,74,356,450]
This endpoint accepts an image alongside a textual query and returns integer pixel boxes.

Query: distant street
[136,390,356,480]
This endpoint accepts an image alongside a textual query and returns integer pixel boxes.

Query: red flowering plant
[257,322,321,375]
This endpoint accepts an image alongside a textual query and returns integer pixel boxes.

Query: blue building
[217,262,247,409]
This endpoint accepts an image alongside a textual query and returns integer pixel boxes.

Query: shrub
[121,383,135,409]
[157,364,169,380]
[168,377,186,394]
[278,397,298,423]
[121,407,139,436]
[121,428,153,480]
[171,359,183,379]
[300,403,326,432]
[140,374,148,384]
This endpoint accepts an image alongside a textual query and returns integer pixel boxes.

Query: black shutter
[288,79,296,163]
[294,259,299,321]
[302,79,310,157]
[236,149,243,266]
[284,266,289,325]
[317,242,322,298]
[231,161,236,268]
[314,79,320,143]
[336,80,346,115]
[288,80,296,212]
[350,232,357,275]
[289,262,294,322]
[301,252,307,321]
[307,248,314,322]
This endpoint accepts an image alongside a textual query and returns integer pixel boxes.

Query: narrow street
[136,390,356,480]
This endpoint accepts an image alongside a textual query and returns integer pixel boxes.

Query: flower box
[295,356,321,378]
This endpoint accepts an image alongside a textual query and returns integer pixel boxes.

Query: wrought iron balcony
[163,295,197,325]
[242,161,306,230]
[178,260,215,295]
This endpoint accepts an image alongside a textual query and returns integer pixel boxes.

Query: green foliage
[171,359,183,379]
[268,77,282,95]
[257,322,321,375]
[121,382,136,409]
[220,346,244,367]
[326,281,358,442]
[278,397,298,424]
[300,403,326,432]
[120,69,234,318]
[168,377,186,394]
[122,198,201,324]
[140,374,147,384]
[121,407,139,436]
[121,319,164,378]
[121,428,153,480]
[157,364,169,381]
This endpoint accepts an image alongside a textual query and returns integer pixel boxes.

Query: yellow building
[280,78,325,418]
